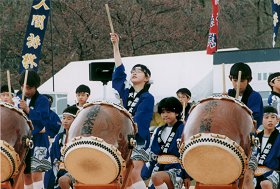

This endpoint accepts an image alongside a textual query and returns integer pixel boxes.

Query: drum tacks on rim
[62,101,137,185]
[179,95,255,185]
[0,102,33,183]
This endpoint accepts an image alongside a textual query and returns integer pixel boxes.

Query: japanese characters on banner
[19,0,50,73]
[272,0,280,47]
[207,0,219,55]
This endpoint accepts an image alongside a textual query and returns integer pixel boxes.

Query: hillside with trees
[0,0,275,89]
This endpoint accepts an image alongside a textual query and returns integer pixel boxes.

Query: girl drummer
[145,97,189,189]
[111,32,154,189]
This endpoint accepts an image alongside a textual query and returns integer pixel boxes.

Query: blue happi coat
[228,84,263,129]
[142,121,187,189]
[253,129,280,188]
[112,64,154,147]
[18,91,51,172]
[44,130,68,189]
[45,110,61,138]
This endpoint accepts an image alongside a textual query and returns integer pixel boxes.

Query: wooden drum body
[179,95,255,185]
[0,102,33,183]
[63,101,136,186]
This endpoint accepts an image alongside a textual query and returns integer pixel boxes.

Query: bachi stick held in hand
[22,70,29,100]
[105,4,115,33]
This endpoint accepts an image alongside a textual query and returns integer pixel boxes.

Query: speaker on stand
[89,62,115,100]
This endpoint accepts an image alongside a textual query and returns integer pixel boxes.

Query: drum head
[180,133,247,185]
[0,140,20,182]
[63,136,124,184]
[1,153,14,182]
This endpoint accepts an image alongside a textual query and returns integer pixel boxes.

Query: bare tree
[0,0,275,89]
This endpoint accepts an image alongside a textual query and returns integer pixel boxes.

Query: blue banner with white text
[19,0,50,73]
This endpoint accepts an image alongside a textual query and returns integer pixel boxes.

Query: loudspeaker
[89,62,115,85]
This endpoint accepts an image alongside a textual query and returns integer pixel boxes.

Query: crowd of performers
[1,33,280,189]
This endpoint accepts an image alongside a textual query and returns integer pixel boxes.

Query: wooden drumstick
[22,70,29,100]
[182,101,186,121]
[222,63,226,94]
[235,71,242,99]
[7,70,12,98]
[105,4,115,33]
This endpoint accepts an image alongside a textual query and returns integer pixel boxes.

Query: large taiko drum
[179,95,255,185]
[62,101,137,185]
[0,102,33,183]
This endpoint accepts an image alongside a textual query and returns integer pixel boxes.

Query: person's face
[177,93,190,105]
[62,114,75,130]
[230,78,249,95]
[160,110,178,126]
[262,113,279,131]
[270,76,280,92]
[21,85,36,98]
[76,92,89,105]
[0,92,13,103]
[130,68,149,85]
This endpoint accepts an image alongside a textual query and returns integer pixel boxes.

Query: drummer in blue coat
[145,97,189,189]
[18,70,51,189]
[227,62,264,129]
[250,106,280,189]
[44,106,79,189]
[111,32,154,189]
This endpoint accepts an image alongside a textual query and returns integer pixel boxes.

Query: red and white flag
[207,0,219,55]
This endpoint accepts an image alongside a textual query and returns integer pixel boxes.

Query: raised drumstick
[7,70,12,98]
[182,101,186,121]
[235,71,242,99]
[105,4,115,33]
[22,70,29,100]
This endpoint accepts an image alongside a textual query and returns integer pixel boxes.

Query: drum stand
[195,182,238,189]
[74,183,121,189]
[1,164,25,189]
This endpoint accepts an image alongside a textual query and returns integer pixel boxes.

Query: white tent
[39,50,213,105]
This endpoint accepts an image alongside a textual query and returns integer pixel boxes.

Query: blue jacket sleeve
[267,94,273,106]
[29,95,50,134]
[112,64,127,97]
[134,93,154,144]
[247,91,263,128]
[46,111,62,138]
[49,133,63,171]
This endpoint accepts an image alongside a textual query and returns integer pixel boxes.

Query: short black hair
[229,62,252,81]
[76,84,90,95]
[63,106,79,117]
[263,106,278,115]
[176,88,191,98]
[19,70,40,88]
[267,72,280,89]
[132,64,151,77]
[0,85,14,93]
[158,97,183,120]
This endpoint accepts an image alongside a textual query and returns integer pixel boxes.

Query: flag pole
[222,63,226,94]
[50,0,55,92]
